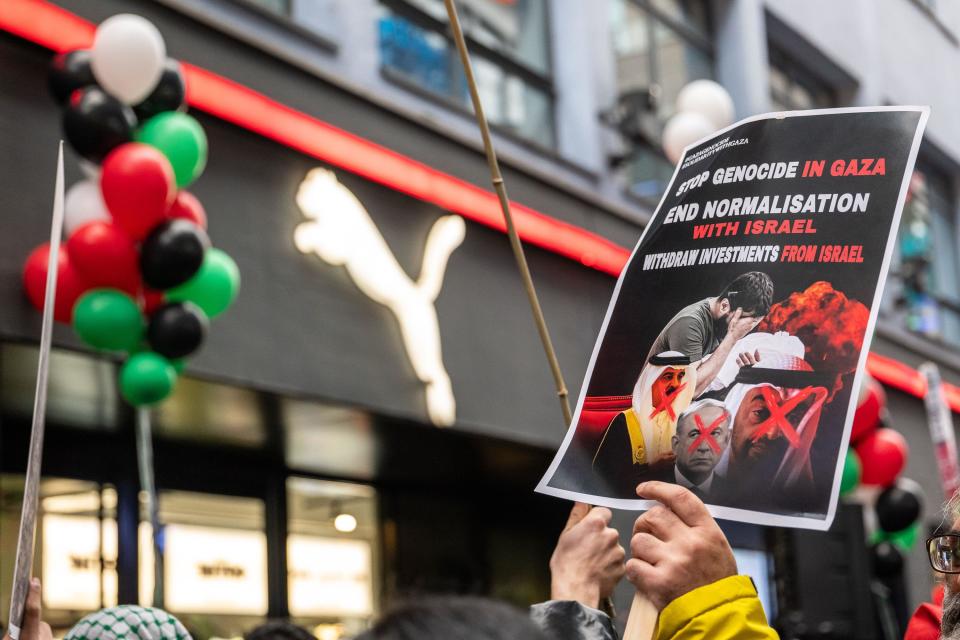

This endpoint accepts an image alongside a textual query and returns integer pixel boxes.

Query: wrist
[551,577,600,609]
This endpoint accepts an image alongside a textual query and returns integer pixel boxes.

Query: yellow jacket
[656,576,779,640]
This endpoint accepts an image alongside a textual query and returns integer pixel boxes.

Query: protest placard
[537,107,928,530]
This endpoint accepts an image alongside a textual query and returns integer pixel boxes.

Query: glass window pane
[245,0,291,16]
[650,0,710,36]
[140,492,267,635]
[652,19,713,119]
[612,0,653,93]
[882,165,960,346]
[626,144,676,201]
[379,9,554,146]
[397,0,550,73]
[1,477,117,633]
[287,478,378,638]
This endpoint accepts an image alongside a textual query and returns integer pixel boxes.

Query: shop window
[378,0,555,147]
[151,378,268,449]
[140,491,268,637]
[0,343,120,431]
[0,477,117,634]
[287,478,378,640]
[768,45,837,111]
[610,0,714,201]
[882,162,960,347]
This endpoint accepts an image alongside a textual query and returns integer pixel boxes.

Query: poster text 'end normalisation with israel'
[537,107,928,530]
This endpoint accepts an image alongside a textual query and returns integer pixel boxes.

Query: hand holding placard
[550,503,626,609]
[626,482,738,611]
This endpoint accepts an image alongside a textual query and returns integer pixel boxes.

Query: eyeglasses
[927,534,960,573]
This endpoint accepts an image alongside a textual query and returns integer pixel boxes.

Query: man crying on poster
[647,271,774,395]
[671,400,730,499]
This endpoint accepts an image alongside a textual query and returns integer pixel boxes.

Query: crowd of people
[5,480,959,639]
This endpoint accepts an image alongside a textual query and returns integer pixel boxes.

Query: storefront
[0,0,640,637]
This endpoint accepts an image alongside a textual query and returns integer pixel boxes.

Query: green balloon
[136,112,208,188]
[73,289,143,352]
[887,522,921,551]
[120,352,177,406]
[840,448,861,496]
[167,248,239,318]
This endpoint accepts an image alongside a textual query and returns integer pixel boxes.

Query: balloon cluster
[840,375,923,577]
[661,80,736,165]
[23,14,239,407]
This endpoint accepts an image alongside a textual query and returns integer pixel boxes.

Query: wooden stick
[623,592,659,639]
[442,0,571,426]
[7,143,65,639]
[440,3,655,634]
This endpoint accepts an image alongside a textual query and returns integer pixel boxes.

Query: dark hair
[718,271,774,317]
[354,597,547,640]
[245,621,316,640]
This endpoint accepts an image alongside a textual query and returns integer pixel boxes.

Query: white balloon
[64,179,110,235]
[662,112,716,165]
[91,14,166,105]
[676,79,736,130]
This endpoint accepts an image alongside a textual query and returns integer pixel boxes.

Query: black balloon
[871,541,903,578]
[148,302,208,359]
[134,59,187,120]
[49,50,97,104]
[140,220,211,290]
[876,482,923,533]
[63,87,137,162]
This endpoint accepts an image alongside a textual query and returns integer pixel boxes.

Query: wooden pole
[441,0,644,629]
[441,0,571,427]
[440,4,657,635]
[7,143,65,639]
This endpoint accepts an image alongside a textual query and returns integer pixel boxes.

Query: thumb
[563,502,592,531]
[21,578,41,639]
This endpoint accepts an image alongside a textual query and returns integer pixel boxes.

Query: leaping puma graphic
[294,168,465,426]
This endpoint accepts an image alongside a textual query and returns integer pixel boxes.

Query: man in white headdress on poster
[592,352,697,496]
[711,332,831,511]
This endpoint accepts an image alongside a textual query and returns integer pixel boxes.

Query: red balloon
[857,428,908,487]
[168,191,207,230]
[22,243,90,323]
[67,221,140,294]
[142,288,166,314]
[852,376,886,444]
[101,143,175,240]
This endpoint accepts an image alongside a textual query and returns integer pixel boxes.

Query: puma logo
[294,169,465,426]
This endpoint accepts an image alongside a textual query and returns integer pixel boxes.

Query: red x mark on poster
[750,386,827,448]
[649,382,688,420]
[687,412,728,454]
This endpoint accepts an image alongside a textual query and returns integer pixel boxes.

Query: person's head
[354,597,546,640]
[931,493,960,638]
[717,272,774,319]
[245,621,315,640]
[651,366,687,409]
[673,400,730,485]
[64,606,191,640]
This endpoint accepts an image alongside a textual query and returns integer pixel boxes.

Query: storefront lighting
[334,513,358,533]
[295,169,462,426]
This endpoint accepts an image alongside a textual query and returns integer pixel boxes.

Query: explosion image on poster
[537,107,929,529]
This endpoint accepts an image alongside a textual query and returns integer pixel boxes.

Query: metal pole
[135,407,164,608]
[7,143,65,639]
